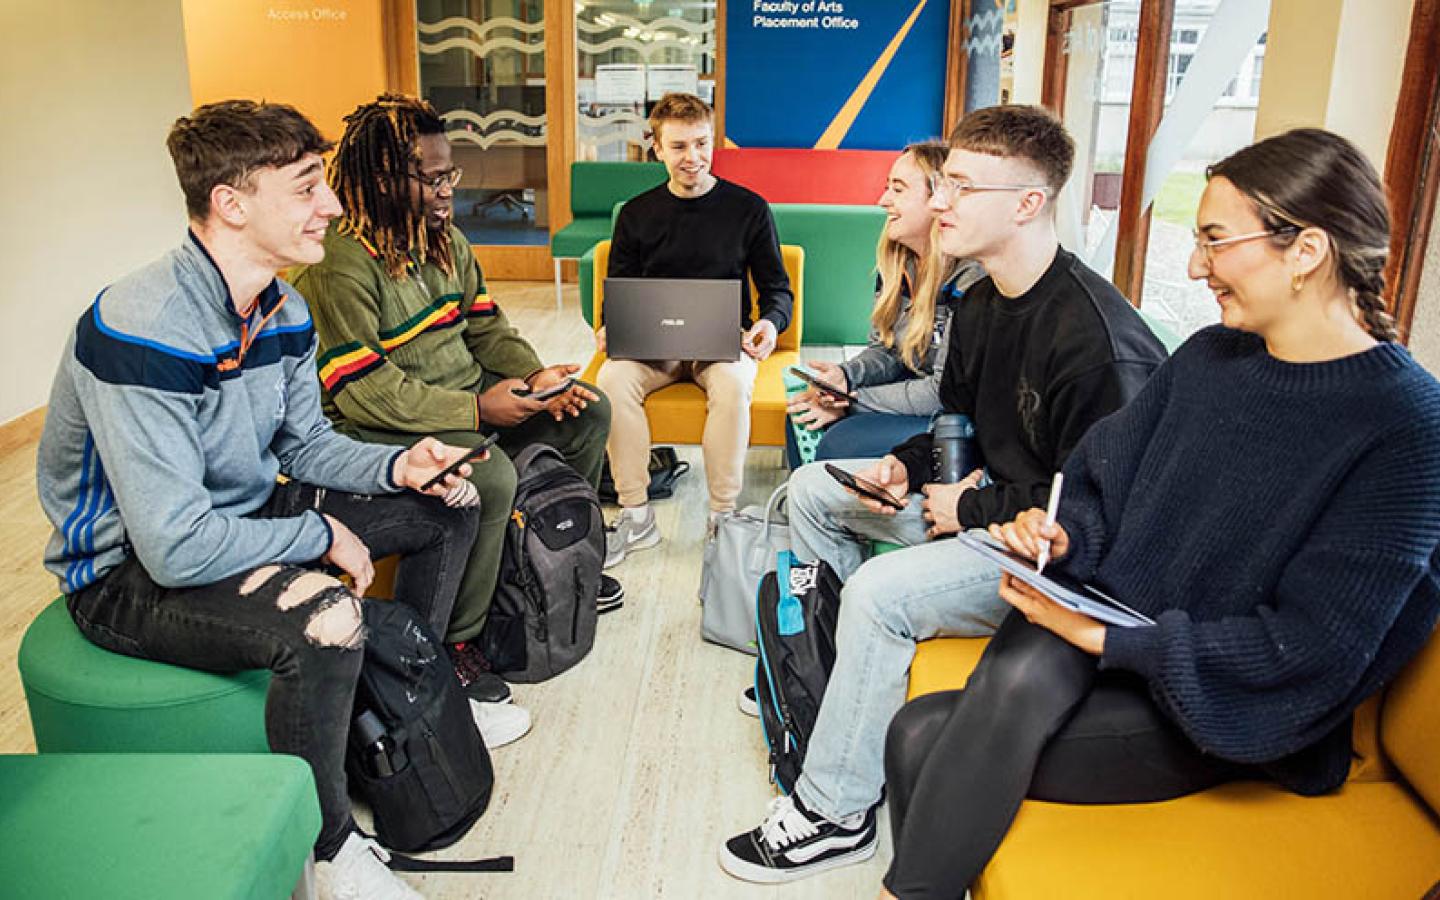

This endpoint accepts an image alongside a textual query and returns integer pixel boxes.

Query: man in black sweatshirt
[721,105,1167,884]
[597,93,792,566]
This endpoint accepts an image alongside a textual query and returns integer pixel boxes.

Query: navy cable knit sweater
[1056,326,1440,794]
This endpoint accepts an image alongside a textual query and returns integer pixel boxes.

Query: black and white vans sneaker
[719,793,877,883]
[738,684,759,717]
[597,573,625,614]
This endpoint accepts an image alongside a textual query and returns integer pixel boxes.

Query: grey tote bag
[698,483,789,654]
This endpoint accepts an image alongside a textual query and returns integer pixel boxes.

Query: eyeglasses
[929,172,1051,206]
[1190,226,1298,265]
[408,167,463,192]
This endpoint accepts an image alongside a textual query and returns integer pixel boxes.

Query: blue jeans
[785,460,1009,821]
[785,412,931,469]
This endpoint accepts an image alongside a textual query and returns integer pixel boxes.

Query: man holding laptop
[596,92,793,566]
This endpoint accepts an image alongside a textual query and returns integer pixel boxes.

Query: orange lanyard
[237,293,287,363]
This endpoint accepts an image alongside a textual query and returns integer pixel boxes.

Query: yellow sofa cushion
[1381,625,1440,812]
[580,349,799,446]
[975,780,1440,900]
[907,636,1440,899]
[907,636,988,701]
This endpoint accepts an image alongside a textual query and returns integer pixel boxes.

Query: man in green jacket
[292,95,616,747]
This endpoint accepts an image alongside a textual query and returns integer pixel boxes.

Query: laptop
[603,278,742,362]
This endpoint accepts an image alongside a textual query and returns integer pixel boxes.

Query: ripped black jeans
[66,480,480,859]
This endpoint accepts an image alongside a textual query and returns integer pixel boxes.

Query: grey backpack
[478,444,603,683]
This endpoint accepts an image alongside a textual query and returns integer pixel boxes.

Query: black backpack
[346,598,506,864]
[597,446,691,504]
[479,443,604,683]
[754,552,843,794]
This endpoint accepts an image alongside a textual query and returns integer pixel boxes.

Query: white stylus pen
[1035,472,1064,575]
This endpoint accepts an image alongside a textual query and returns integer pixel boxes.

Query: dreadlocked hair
[330,94,453,279]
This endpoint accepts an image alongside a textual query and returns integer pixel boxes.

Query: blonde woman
[785,142,984,466]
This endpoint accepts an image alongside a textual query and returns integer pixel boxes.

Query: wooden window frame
[1382,0,1440,344]
[1042,0,1174,307]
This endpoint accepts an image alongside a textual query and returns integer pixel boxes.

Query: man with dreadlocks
[293,95,615,750]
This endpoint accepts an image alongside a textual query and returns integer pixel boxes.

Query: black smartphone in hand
[512,376,576,402]
[824,462,904,510]
[789,367,856,403]
[419,433,499,491]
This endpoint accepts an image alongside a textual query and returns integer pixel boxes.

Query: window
[1141,5,1273,340]
[1166,52,1192,100]
[416,0,551,247]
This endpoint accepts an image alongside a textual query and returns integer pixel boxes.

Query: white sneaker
[738,684,759,718]
[706,510,728,542]
[604,506,660,568]
[317,832,423,900]
[470,698,532,749]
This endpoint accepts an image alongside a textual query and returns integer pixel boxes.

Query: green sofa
[550,161,667,306]
[579,202,885,346]
[1,753,320,899]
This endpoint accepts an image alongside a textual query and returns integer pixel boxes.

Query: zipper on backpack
[424,725,461,801]
[570,566,581,644]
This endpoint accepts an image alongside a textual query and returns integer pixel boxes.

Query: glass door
[417,0,552,247]
[574,1,718,162]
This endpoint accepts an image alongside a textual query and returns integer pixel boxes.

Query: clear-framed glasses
[929,172,1051,206]
[1190,226,1298,265]
[409,167,463,192]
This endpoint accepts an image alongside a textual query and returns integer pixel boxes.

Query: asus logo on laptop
[660,318,686,327]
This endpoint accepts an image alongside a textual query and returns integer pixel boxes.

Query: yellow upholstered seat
[578,240,805,446]
[905,630,1440,898]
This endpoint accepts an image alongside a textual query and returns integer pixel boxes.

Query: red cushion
[711,148,895,205]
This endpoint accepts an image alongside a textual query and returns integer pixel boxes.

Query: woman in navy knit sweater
[878,129,1440,898]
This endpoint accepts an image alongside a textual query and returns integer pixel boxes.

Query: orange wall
[181,0,388,140]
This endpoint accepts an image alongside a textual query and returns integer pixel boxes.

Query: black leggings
[882,613,1250,898]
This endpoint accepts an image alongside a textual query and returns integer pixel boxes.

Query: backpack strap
[387,852,515,873]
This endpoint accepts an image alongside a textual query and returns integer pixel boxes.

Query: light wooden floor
[0,282,888,899]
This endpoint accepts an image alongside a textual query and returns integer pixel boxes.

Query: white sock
[624,504,652,525]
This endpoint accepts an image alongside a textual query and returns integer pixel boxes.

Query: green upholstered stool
[19,598,270,753]
[0,753,320,900]
[872,540,905,556]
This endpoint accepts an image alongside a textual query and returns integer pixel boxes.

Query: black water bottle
[932,414,975,484]
[354,709,395,778]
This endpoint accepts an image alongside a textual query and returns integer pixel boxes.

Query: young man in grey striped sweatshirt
[36,100,485,900]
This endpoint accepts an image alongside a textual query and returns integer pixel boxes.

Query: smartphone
[824,462,904,510]
[512,376,576,402]
[419,433,499,491]
[789,367,856,403]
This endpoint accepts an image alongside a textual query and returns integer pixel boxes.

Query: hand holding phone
[824,462,905,511]
[512,376,576,402]
[789,367,857,404]
[419,434,499,492]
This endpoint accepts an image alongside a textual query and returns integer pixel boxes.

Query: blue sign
[726,0,950,150]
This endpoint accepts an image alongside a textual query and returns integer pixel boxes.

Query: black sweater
[1059,327,1440,794]
[607,179,793,334]
[892,247,1166,526]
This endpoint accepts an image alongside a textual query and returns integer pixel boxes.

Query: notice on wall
[727,0,947,149]
[596,64,646,105]
[751,0,860,30]
[647,64,699,101]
